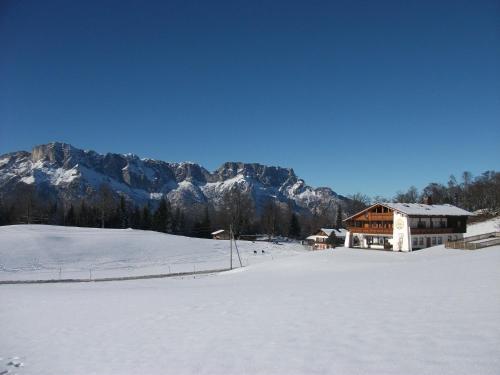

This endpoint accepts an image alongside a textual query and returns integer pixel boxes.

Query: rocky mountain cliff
[0,142,347,216]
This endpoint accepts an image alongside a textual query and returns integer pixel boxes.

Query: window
[412,237,418,246]
[432,237,436,245]
[419,237,424,246]
[437,237,442,245]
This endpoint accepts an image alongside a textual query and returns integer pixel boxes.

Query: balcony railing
[347,227,393,235]
[347,227,464,235]
[410,227,464,234]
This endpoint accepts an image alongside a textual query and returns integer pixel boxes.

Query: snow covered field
[1,221,499,374]
[0,225,306,281]
[467,216,500,236]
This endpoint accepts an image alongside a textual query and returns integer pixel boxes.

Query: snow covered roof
[332,228,348,237]
[345,203,473,221]
[383,203,473,216]
[211,229,225,235]
[320,228,334,236]
[318,228,348,237]
[306,235,328,240]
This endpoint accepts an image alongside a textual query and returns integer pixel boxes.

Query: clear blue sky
[1,0,499,197]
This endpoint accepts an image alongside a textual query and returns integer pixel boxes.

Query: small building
[343,202,473,252]
[211,229,230,240]
[306,228,347,250]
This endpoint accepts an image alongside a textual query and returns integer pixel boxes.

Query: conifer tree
[289,213,301,239]
[153,199,170,233]
[336,204,343,228]
[65,204,76,226]
[141,206,152,230]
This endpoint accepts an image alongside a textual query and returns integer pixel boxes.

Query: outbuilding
[211,229,230,240]
[306,228,347,250]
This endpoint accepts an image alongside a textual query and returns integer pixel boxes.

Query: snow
[0,225,306,281]
[149,192,164,200]
[383,202,473,216]
[0,221,499,374]
[20,175,35,184]
[347,203,473,220]
[6,159,80,186]
[202,175,247,199]
[320,228,347,237]
[467,217,500,236]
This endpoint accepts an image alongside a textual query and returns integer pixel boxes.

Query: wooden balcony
[347,227,393,235]
[366,212,393,220]
[410,227,464,235]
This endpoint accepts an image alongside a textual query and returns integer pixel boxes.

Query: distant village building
[211,229,230,240]
[343,203,473,252]
[306,228,347,250]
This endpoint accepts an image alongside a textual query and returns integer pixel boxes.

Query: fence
[445,232,500,250]
[0,267,232,285]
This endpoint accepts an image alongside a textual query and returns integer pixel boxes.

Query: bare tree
[97,184,115,228]
[220,185,254,237]
[346,193,371,215]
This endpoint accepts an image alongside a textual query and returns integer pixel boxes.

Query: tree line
[0,183,344,239]
[3,170,494,237]
[345,170,500,216]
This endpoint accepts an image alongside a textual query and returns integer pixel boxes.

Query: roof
[344,202,474,221]
[306,235,328,240]
[211,229,225,235]
[384,203,473,216]
[318,228,348,237]
[320,228,334,236]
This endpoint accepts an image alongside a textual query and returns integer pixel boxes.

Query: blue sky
[1,0,499,197]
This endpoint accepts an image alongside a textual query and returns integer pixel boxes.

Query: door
[426,237,431,248]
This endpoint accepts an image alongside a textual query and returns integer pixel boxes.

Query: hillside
[1,227,499,374]
[0,225,306,281]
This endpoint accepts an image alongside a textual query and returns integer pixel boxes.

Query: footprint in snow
[6,360,23,368]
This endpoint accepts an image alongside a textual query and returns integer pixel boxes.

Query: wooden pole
[230,224,233,270]
[234,237,243,268]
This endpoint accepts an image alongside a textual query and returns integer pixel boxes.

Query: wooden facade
[345,205,394,236]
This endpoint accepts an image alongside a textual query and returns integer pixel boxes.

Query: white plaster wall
[393,212,411,251]
[344,232,351,247]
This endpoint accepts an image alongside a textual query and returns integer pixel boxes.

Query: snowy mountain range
[0,142,347,215]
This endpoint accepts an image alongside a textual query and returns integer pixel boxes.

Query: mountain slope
[0,142,347,215]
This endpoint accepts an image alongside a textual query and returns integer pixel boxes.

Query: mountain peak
[0,142,346,217]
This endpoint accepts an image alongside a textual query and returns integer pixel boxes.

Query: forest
[0,170,498,238]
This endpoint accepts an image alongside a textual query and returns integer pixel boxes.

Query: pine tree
[78,201,88,227]
[141,206,152,230]
[172,207,181,234]
[195,206,212,238]
[289,213,301,239]
[65,204,76,226]
[153,199,170,233]
[119,195,129,228]
[336,204,343,228]
[131,206,142,229]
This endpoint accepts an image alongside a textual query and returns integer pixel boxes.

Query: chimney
[423,195,433,205]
